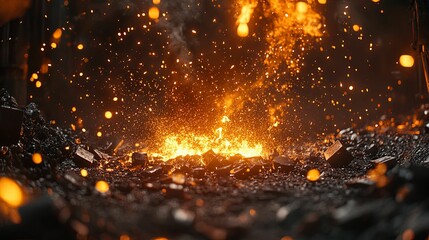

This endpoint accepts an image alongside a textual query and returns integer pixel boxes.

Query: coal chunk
[272,156,296,173]
[324,140,354,167]
[233,164,262,179]
[73,147,95,167]
[131,152,148,167]
[0,106,23,146]
[370,156,396,169]
[365,143,378,157]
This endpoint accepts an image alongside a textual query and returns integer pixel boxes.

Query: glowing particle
[52,28,62,39]
[221,116,230,123]
[352,25,360,32]
[171,173,186,185]
[318,0,326,4]
[95,180,109,193]
[97,131,102,137]
[399,55,414,68]
[372,0,380,2]
[149,7,160,20]
[402,229,414,240]
[31,73,38,81]
[104,111,113,119]
[51,42,57,49]
[71,107,77,112]
[32,153,43,164]
[152,237,168,240]
[153,0,160,4]
[113,97,118,101]
[77,44,84,50]
[349,85,354,90]
[249,208,256,216]
[237,23,249,37]
[120,235,131,240]
[296,2,308,14]
[0,177,24,207]
[306,169,320,182]
[35,81,42,88]
[80,169,88,177]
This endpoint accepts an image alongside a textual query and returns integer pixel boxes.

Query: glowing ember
[237,23,249,37]
[104,111,113,119]
[80,169,88,177]
[399,55,414,68]
[236,0,257,37]
[306,169,320,182]
[52,28,62,39]
[149,6,160,20]
[32,153,43,164]
[95,180,109,193]
[0,177,24,207]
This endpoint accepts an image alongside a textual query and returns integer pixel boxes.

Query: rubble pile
[0,90,429,239]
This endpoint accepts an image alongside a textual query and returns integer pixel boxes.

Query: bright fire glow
[151,116,264,160]
[153,130,264,160]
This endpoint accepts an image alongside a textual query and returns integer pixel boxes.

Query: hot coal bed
[1,93,429,240]
[1,0,429,240]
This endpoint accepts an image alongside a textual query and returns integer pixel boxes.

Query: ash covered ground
[1,89,429,240]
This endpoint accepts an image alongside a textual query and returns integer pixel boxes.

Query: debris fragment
[74,147,95,167]
[131,152,148,167]
[370,156,396,169]
[0,106,23,146]
[324,141,354,167]
[272,156,296,173]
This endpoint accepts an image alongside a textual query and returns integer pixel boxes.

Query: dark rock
[202,149,218,165]
[0,89,19,108]
[131,152,148,167]
[0,195,71,240]
[345,177,375,189]
[324,140,354,167]
[214,164,233,177]
[92,149,110,161]
[233,164,262,180]
[73,147,95,167]
[389,165,429,201]
[0,106,23,146]
[143,166,163,177]
[272,156,296,173]
[365,143,379,157]
[333,199,395,229]
[370,156,397,169]
[191,167,206,178]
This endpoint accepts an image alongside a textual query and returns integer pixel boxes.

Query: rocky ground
[0,89,429,240]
